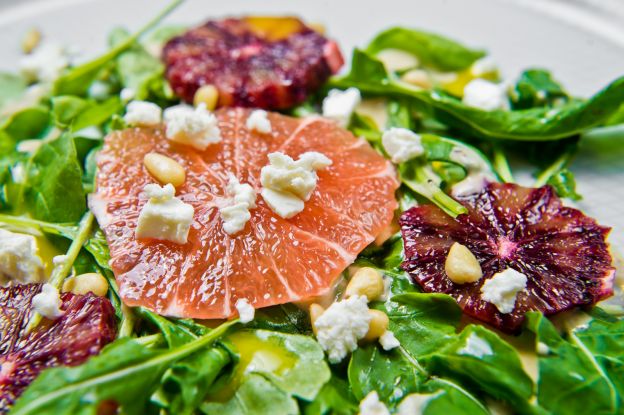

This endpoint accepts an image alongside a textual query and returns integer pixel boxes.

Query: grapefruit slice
[90,108,398,319]
[400,183,615,332]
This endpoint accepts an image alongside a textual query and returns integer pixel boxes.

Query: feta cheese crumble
[537,342,550,356]
[0,229,45,286]
[260,151,332,219]
[313,295,371,363]
[235,298,255,323]
[359,391,390,415]
[397,392,442,415]
[220,174,257,235]
[480,268,528,314]
[246,109,272,134]
[462,79,510,111]
[19,43,69,83]
[120,87,136,102]
[381,127,424,163]
[135,183,195,244]
[449,147,496,197]
[379,330,400,351]
[164,103,222,150]
[32,283,64,319]
[123,101,162,127]
[322,87,361,128]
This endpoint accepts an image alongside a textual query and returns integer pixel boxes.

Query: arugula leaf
[201,374,299,415]
[303,375,359,415]
[423,325,539,414]
[248,303,313,334]
[10,320,237,415]
[546,169,581,200]
[366,27,485,72]
[331,49,624,141]
[526,312,622,415]
[26,133,86,222]
[139,308,198,347]
[511,69,569,110]
[50,96,90,128]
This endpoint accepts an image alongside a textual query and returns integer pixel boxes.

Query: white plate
[1,0,623,252]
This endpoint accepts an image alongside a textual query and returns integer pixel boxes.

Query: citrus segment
[91,108,398,319]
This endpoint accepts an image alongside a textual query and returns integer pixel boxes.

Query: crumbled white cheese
[120,87,136,102]
[537,342,550,356]
[481,268,528,314]
[235,298,255,323]
[52,254,69,267]
[451,172,492,198]
[397,392,442,415]
[135,183,195,244]
[19,43,69,82]
[31,283,64,319]
[0,229,45,286]
[124,100,162,127]
[459,332,493,358]
[470,57,497,77]
[313,295,371,363]
[164,103,222,150]
[246,109,272,134]
[260,188,305,219]
[359,391,390,415]
[220,174,257,235]
[322,87,361,128]
[379,330,400,351]
[449,147,490,173]
[11,164,26,184]
[462,79,510,111]
[260,152,331,218]
[381,127,424,163]
[88,81,110,101]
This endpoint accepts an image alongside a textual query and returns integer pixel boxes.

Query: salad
[0,1,623,414]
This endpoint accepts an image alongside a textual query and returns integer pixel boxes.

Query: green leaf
[387,293,463,357]
[26,133,86,222]
[201,374,299,415]
[51,96,90,128]
[72,97,123,131]
[526,312,622,415]
[348,344,424,404]
[139,308,198,348]
[159,346,233,415]
[303,375,359,415]
[248,303,313,335]
[1,107,51,145]
[511,69,568,110]
[423,325,538,414]
[226,330,330,401]
[546,168,581,200]
[366,27,485,72]
[0,72,28,111]
[331,50,624,141]
[404,378,490,415]
[10,320,236,415]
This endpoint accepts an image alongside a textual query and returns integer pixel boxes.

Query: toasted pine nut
[401,69,433,89]
[22,28,41,54]
[363,309,389,341]
[345,267,384,301]
[444,242,483,284]
[193,84,219,111]
[62,273,108,297]
[309,303,325,336]
[144,152,186,187]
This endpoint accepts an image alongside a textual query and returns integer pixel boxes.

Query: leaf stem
[534,145,576,187]
[492,143,514,183]
[0,213,76,237]
[400,162,467,217]
[25,211,94,333]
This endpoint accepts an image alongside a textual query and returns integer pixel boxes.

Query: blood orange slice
[90,108,398,319]
[400,183,615,332]
[0,284,116,410]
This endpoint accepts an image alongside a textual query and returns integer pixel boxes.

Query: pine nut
[363,309,389,341]
[193,84,219,111]
[401,69,433,89]
[144,152,186,187]
[62,273,108,297]
[309,303,325,336]
[445,242,483,284]
[22,28,41,54]
[345,267,384,301]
